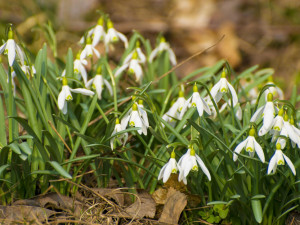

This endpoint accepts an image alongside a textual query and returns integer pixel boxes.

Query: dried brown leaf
[0,205,56,223]
[92,188,125,206]
[159,188,187,225]
[125,191,156,219]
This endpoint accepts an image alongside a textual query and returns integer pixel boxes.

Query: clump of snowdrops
[0,14,300,224]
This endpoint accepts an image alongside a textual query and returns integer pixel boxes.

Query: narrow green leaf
[48,161,72,179]
[0,164,9,176]
[251,199,262,223]
[0,96,7,147]
[18,142,32,155]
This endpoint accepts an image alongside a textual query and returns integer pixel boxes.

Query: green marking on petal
[172,168,177,173]
[66,95,72,101]
[278,160,284,165]
[274,126,280,131]
[246,147,253,152]
[192,165,198,171]
[191,102,196,107]
[112,36,118,42]
[129,121,135,127]
[221,87,227,93]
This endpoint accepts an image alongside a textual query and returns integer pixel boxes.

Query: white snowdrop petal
[253,138,265,163]
[267,153,277,174]
[233,138,248,161]
[283,153,296,175]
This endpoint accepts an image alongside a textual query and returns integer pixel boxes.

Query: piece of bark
[159,188,187,225]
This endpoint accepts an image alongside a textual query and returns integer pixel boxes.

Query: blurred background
[1,0,300,95]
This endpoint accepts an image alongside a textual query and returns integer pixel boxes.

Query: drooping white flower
[270,107,284,142]
[250,93,276,136]
[121,103,147,135]
[21,64,36,78]
[115,51,143,82]
[210,69,238,107]
[290,117,300,139]
[0,29,24,66]
[80,37,100,60]
[74,52,88,85]
[149,36,176,66]
[110,118,128,150]
[137,100,149,128]
[163,90,187,125]
[264,78,284,100]
[204,96,217,119]
[86,68,113,100]
[123,41,146,65]
[233,127,265,162]
[105,20,128,52]
[158,151,179,183]
[180,84,211,119]
[178,147,211,184]
[276,114,300,149]
[58,77,94,114]
[267,143,296,175]
[79,17,106,47]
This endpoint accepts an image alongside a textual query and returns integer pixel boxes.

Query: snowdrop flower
[210,68,238,107]
[115,51,143,82]
[110,118,128,150]
[290,117,300,139]
[204,96,217,119]
[276,114,300,149]
[11,61,36,80]
[149,36,176,66]
[74,52,88,85]
[123,41,146,65]
[178,147,211,184]
[80,37,100,60]
[163,90,187,124]
[137,100,149,128]
[105,19,128,51]
[21,64,36,78]
[250,93,276,136]
[180,84,211,119]
[79,17,106,46]
[0,28,24,66]
[270,108,284,142]
[264,76,284,100]
[121,103,147,135]
[158,151,179,183]
[86,67,112,100]
[58,77,94,114]
[233,127,265,162]
[267,143,296,175]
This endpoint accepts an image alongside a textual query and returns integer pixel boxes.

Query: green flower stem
[96,103,109,124]
[105,61,118,114]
